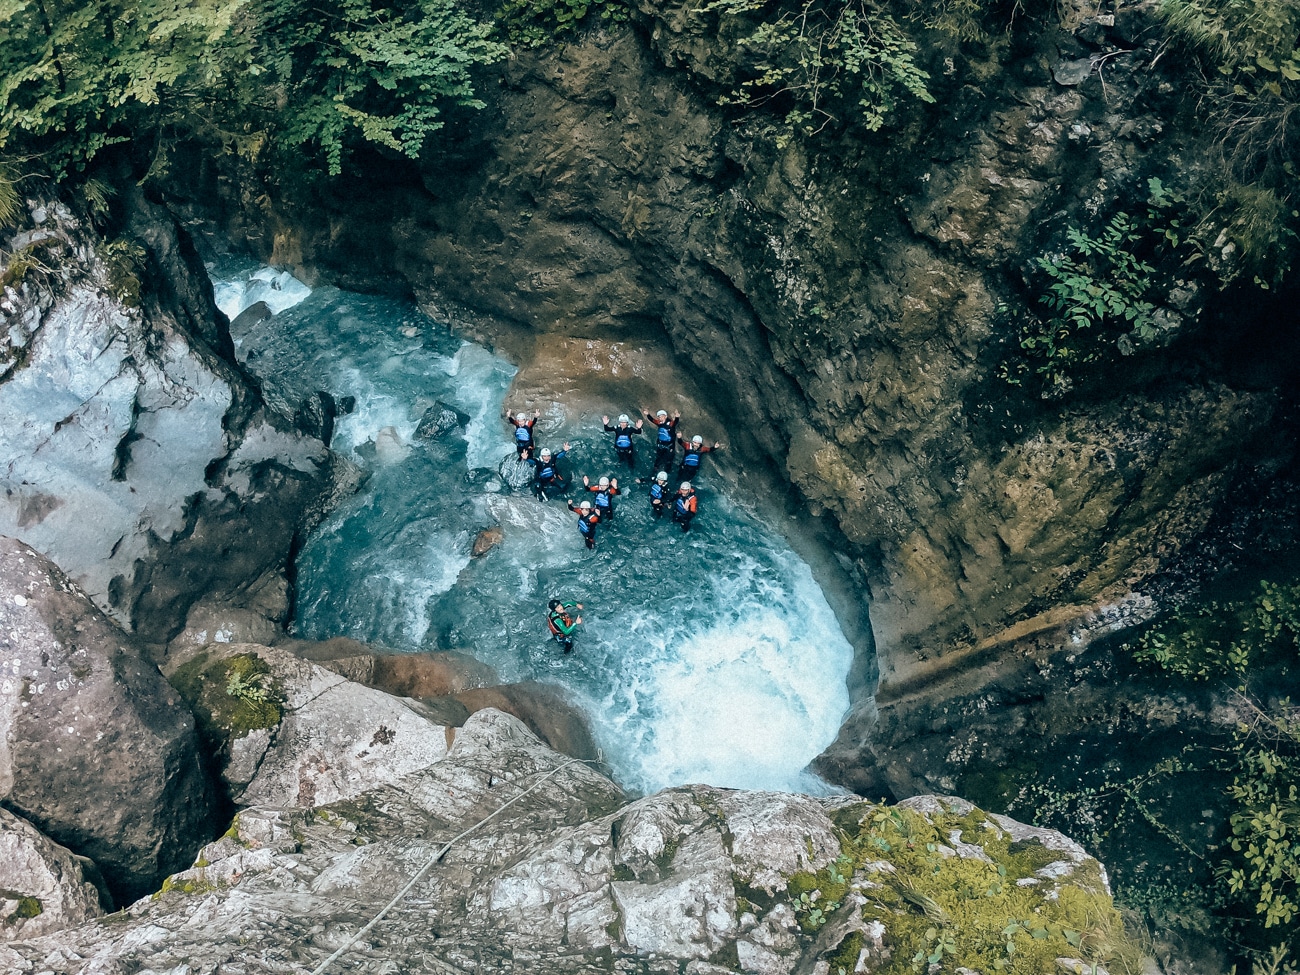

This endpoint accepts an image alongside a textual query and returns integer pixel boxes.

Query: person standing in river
[672,481,698,533]
[582,474,620,522]
[506,408,540,459]
[636,470,671,519]
[676,434,723,481]
[643,408,680,473]
[602,413,643,469]
[567,498,601,549]
[529,443,570,501]
[546,598,583,653]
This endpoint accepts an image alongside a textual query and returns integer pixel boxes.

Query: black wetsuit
[604,421,642,469]
[646,414,679,472]
[529,449,568,500]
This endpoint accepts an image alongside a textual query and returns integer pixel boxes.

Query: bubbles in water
[214,261,854,795]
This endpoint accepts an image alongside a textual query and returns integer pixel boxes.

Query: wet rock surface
[0,200,341,645]
[0,537,217,901]
[0,709,1119,975]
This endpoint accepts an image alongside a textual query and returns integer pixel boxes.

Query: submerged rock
[0,708,1135,973]
[0,537,217,901]
[472,525,505,556]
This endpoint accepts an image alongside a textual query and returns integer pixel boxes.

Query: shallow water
[213,260,854,795]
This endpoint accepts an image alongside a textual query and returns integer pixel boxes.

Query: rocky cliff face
[0,195,343,646]
[177,0,1295,719]
[0,707,1135,975]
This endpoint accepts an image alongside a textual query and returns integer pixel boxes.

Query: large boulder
[0,537,218,901]
[167,643,454,806]
[0,710,1136,974]
[0,199,341,646]
[0,807,104,939]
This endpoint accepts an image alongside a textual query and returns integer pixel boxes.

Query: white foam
[214,268,311,321]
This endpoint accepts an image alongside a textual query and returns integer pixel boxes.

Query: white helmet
[655,471,668,483]
[599,476,610,487]
[618,414,630,424]
[516,412,527,422]
[540,448,552,459]
[679,481,692,491]
[656,410,668,418]
[692,435,703,445]
[580,500,592,510]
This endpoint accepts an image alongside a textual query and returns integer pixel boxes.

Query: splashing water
[213,259,854,794]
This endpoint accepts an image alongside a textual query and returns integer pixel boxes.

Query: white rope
[307,757,593,975]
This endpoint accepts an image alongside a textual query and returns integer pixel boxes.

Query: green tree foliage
[498,0,628,48]
[701,0,935,144]
[0,0,505,182]
[246,0,506,175]
[1128,576,1300,957]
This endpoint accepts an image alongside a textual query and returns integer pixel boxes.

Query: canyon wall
[161,0,1297,789]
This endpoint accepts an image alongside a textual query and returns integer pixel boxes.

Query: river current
[213,262,854,795]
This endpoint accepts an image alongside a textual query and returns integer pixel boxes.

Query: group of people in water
[504,405,724,653]
[505,407,724,549]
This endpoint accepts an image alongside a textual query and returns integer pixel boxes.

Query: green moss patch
[784,804,1145,974]
[169,651,284,750]
[3,894,43,923]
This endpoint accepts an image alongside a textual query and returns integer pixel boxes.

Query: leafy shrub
[498,0,629,47]
[701,0,935,145]
[1157,0,1300,286]
[1000,210,1161,395]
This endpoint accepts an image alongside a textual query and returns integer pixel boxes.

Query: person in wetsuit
[546,598,583,653]
[506,409,540,458]
[529,443,570,501]
[643,409,680,473]
[676,434,723,481]
[635,470,671,519]
[582,474,621,522]
[566,498,601,549]
[672,480,698,533]
[602,414,643,469]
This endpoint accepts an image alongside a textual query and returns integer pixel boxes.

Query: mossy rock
[169,650,284,750]
[3,894,42,923]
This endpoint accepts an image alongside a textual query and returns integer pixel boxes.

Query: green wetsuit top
[548,603,580,636]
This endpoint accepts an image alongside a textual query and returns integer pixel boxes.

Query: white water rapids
[213,260,854,795]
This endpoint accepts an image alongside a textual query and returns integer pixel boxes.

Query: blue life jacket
[593,490,612,509]
[674,494,692,515]
[615,428,633,449]
[578,515,596,535]
[536,462,556,481]
[682,449,702,469]
[515,425,532,444]
[656,423,673,444]
[649,483,666,501]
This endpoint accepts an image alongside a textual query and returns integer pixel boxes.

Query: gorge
[2,0,1299,971]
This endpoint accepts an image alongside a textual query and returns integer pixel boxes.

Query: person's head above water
[516,412,527,422]
[692,435,703,445]
[599,476,610,487]
[679,481,692,492]
[539,447,552,459]
[580,500,592,510]
[656,410,667,419]
[548,599,561,610]
[656,471,668,483]
[618,414,629,424]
